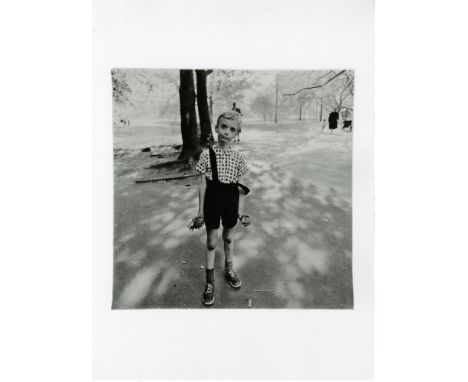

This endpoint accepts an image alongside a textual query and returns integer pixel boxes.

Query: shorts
[204,179,239,229]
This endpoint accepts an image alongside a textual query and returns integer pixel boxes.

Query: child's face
[215,117,239,144]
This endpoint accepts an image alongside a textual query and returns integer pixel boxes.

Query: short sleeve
[196,149,209,174]
[237,153,248,178]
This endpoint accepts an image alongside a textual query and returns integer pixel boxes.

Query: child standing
[194,110,250,306]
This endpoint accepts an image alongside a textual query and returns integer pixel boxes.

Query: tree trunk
[178,70,201,164]
[208,76,214,123]
[195,70,214,147]
[319,97,323,120]
[209,94,214,123]
[274,74,279,123]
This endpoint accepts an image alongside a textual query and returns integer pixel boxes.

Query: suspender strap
[238,183,250,195]
[208,146,250,195]
[208,147,219,182]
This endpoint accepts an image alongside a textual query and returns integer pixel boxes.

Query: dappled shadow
[238,175,353,309]
[113,121,353,309]
[113,178,209,308]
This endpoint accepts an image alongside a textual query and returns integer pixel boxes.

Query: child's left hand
[188,216,205,231]
[238,214,251,227]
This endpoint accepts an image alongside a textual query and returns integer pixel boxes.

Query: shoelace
[226,270,238,280]
[206,284,214,293]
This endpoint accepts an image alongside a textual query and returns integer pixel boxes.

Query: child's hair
[216,110,243,133]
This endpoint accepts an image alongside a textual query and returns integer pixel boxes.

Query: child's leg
[202,227,218,306]
[222,227,234,269]
[205,228,218,283]
[222,227,242,288]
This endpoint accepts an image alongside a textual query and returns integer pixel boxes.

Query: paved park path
[113,121,353,309]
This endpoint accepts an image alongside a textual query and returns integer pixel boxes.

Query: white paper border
[93,0,374,379]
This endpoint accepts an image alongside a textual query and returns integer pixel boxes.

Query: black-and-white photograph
[112,68,354,309]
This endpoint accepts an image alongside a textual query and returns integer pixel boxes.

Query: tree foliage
[281,70,354,116]
[112,69,180,121]
[250,94,274,120]
[209,70,259,110]
[111,69,132,105]
[322,70,354,111]
[274,71,320,120]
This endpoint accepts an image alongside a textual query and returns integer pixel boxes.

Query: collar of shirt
[213,145,233,155]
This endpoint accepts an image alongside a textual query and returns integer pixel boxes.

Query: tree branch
[283,70,347,96]
[314,70,334,82]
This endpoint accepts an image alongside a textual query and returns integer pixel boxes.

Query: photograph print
[112,68,354,309]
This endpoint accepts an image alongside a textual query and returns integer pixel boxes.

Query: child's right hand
[238,214,251,227]
[188,216,205,231]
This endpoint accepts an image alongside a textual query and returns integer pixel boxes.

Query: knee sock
[206,268,214,284]
[225,261,233,273]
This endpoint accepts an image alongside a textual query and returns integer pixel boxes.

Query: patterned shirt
[196,145,248,184]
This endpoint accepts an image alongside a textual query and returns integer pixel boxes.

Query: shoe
[225,270,242,288]
[203,283,215,306]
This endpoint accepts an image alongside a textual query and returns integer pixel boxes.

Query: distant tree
[324,70,354,112]
[277,93,295,120]
[250,94,274,121]
[112,69,181,124]
[271,71,316,122]
[283,70,353,114]
[208,70,259,121]
[158,99,180,121]
[283,70,346,96]
[130,69,178,104]
[297,93,308,120]
[178,70,201,164]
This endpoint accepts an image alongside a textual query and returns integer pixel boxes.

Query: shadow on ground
[113,121,353,309]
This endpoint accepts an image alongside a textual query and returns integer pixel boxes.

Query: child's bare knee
[222,233,233,244]
[207,239,217,251]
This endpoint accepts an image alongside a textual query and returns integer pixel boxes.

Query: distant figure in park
[190,110,250,306]
[321,119,327,131]
[232,102,242,142]
[328,109,340,132]
[341,108,352,131]
[119,117,130,127]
